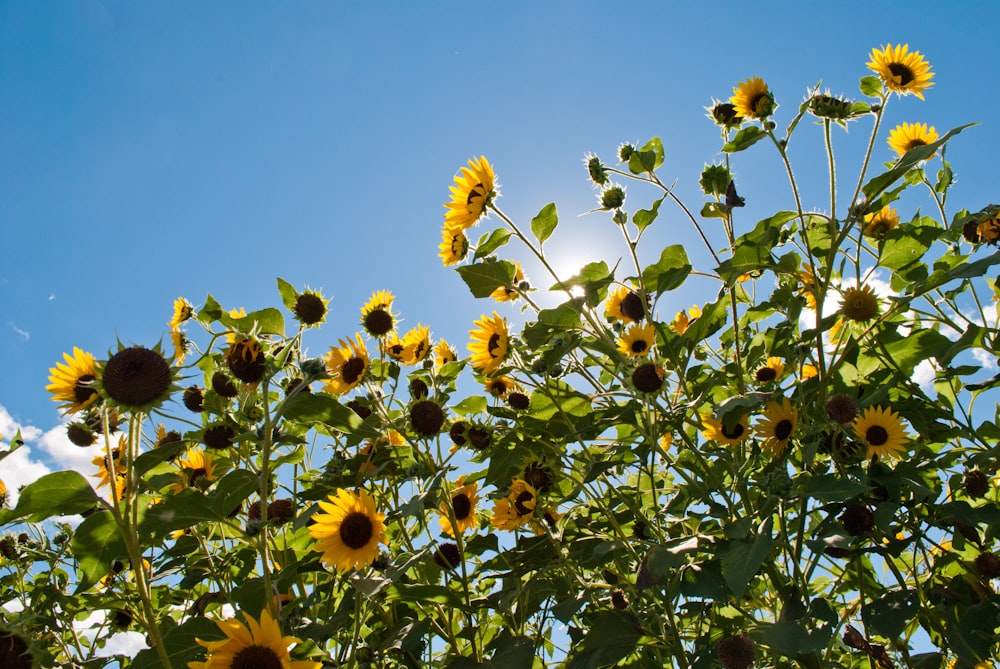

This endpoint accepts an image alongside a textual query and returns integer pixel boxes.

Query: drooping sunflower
[755,356,785,384]
[669,305,701,335]
[171,328,190,366]
[853,406,908,460]
[0,478,7,509]
[864,205,900,239]
[840,284,880,323]
[797,266,819,310]
[867,44,934,99]
[172,447,218,493]
[100,345,175,412]
[190,607,321,669]
[439,225,470,266]
[491,262,525,302]
[225,338,266,384]
[310,488,387,573]
[977,215,1000,245]
[360,290,396,338]
[706,99,743,129]
[323,335,370,395]
[468,312,509,375]
[887,122,938,157]
[700,413,750,446]
[617,322,656,358]
[400,324,432,366]
[605,285,647,323]
[756,398,798,458]
[484,375,516,399]
[491,479,537,531]
[46,347,100,415]
[433,340,457,368]
[439,475,479,538]
[92,437,127,500]
[730,76,775,120]
[168,297,195,330]
[444,156,496,230]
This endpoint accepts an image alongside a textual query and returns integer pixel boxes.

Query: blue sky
[2,0,999,487]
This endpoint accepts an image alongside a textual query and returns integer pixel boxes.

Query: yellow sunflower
[797,266,819,310]
[444,156,496,230]
[190,607,321,669]
[754,356,785,384]
[468,312,509,375]
[46,347,100,415]
[171,328,190,366]
[439,225,469,266]
[383,332,407,363]
[172,447,218,493]
[977,215,1000,245]
[323,335,369,395]
[168,297,195,330]
[433,340,457,368]
[853,406,908,460]
[400,324,432,366]
[700,413,750,446]
[617,322,656,358]
[867,44,934,99]
[0,477,7,509]
[864,205,900,239]
[800,363,819,381]
[491,479,537,531]
[840,284,880,323]
[730,76,775,119]
[484,375,516,399]
[491,262,525,302]
[439,475,479,538]
[309,488,387,573]
[756,398,798,458]
[360,290,396,338]
[93,437,127,500]
[887,122,938,157]
[670,305,701,335]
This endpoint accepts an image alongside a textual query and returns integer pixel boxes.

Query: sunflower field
[2,44,1000,669]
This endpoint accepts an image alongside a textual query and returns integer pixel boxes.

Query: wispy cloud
[9,322,29,341]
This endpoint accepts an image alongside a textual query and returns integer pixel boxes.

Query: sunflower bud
[600,185,626,211]
[618,143,635,162]
[585,154,609,186]
[717,633,755,669]
[808,93,855,121]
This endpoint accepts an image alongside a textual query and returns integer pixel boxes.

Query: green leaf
[636,537,704,590]
[281,392,372,436]
[456,259,516,298]
[530,202,558,245]
[529,379,591,421]
[881,329,952,377]
[721,517,773,598]
[276,277,298,311]
[632,197,662,233]
[198,293,223,323]
[566,610,643,669]
[473,228,513,260]
[862,124,976,200]
[880,224,940,272]
[800,474,869,502]
[143,470,258,538]
[0,430,24,464]
[0,471,98,524]
[627,136,664,174]
[641,245,691,295]
[552,260,613,307]
[701,202,728,219]
[862,589,919,639]
[859,75,883,97]
[452,395,487,416]
[723,126,766,153]
[245,307,285,336]
[72,510,127,592]
[385,583,466,610]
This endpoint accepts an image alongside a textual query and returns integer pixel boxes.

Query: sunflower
[439,475,479,538]
[383,332,407,362]
[309,488,387,573]
[867,44,934,99]
[864,205,900,239]
[755,356,785,384]
[853,406,908,460]
[0,629,34,669]
[617,322,656,358]
[323,335,370,395]
[225,338,266,384]
[468,312,509,375]
[756,398,798,458]
[977,215,1000,245]
[797,266,819,310]
[484,375,516,399]
[92,437,127,500]
[190,607,321,669]
[46,347,100,415]
[360,290,396,338]
[706,99,743,129]
[887,122,938,157]
[700,413,750,446]
[0,478,7,510]
[444,156,496,230]
[490,263,524,302]
[400,324,432,366]
[172,447,218,493]
[100,345,175,412]
[605,285,647,323]
[439,225,469,266]
[670,305,701,335]
[840,284,880,323]
[433,340,457,368]
[169,297,195,330]
[491,479,537,531]
[171,329,190,366]
[730,76,775,120]
[292,290,328,327]
[800,363,819,381]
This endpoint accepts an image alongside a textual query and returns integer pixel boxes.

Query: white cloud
[971,348,998,371]
[9,322,29,341]
[0,406,51,507]
[912,359,938,388]
[74,611,149,660]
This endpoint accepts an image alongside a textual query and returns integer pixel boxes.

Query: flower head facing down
[853,406,908,460]
[439,225,469,266]
[730,77,775,120]
[400,324,432,366]
[173,447,218,493]
[840,284,880,323]
[867,44,934,99]
[756,398,798,458]
[887,122,938,157]
[433,340,457,368]
[864,205,900,239]
[491,263,525,303]
[169,297,195,330]
[292,290,328,327]
[360,290,396,338]
[491,479,537,531]
[754,357,785,384]
[706,99,743,129]
[444,156,496,230]
[189,607,321,669]
[670,305,701,335]
[47,347,100,415]
[617,322,656,358]
[468,312,509,375]
[440,476,479,537]
[226,338,266,384]
[324,335,370,395]
[700,413,750,446]
[309,488,387,573]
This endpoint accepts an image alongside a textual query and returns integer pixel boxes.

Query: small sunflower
[309,488,387,573]
[292,289,328,327]
[100,345,175,412]
[730,76,775,120]
[360,290,396,338]
[400,324,432,366]
[617,322,656,358]
[491,479,537,531]
[170,329,190,366]
[756,398,798,458]
[225,338,266,384]
[706,99,743,129]
[977,215,1000,245]
[800,363,819,381]
[439,225,470,266]
[605,285,647,323]
[864,205,900,239]
[190,607,321,669]
[444,156,496,230]
[700,413,750,446]
[484,375,516,399]
[323,335,370,395]
[797,266,818,310]
[887,122,938,157]
[92,438,127,500]
[670,305,701,335]
[47,347,100,415]
[0,629,34,669]
[840,284,880,323]
[755,356,785,384]
[468,312,509,375]
[853,406,908,460]
[172,447,218,493]
[491,263,525,302]
[439,475,479,538]
[383,332,407,362]
[867,44,934,99]
[168,297,195,330]
[433,340,457,368]
[0,478,7,510]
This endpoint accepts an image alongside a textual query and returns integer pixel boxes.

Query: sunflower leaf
[474,228,513,260]
[456,259,516,298]
[859,75,883,98]
[72,509,127,593]
[530,202,558,245]
[723,126,766,153]
[0,470,99,524]
[721,516,773,598]
[641,244,691,294]
[276,277,298,311]
[633,197,662,233]
[862,123,976,200]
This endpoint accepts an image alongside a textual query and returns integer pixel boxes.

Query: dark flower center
[490,380,508,396]
[187,467,207,486]
[721,422,745,440]
[212,372,239,398]
[755,367,777,382]
[487,333,502,357]
[364,309,394,336]
[523,462,552,492]
[774,419,794,441]
[74,374,98,404]
[293,293,326,325]
[227,340,266,383]
[630,339,649,353]
[620,292,646,321]
[203,424,235,449]
[102,347,172,408]
[231,644,284,669]
[339,511,374,549]
[866,425,889,446]
[341,357,366,385]
[434,542,462,569]
[514,491,535,516]
[67,423,96,447]
[904,139,927,151]
[888,62,915,85]
[453,493,472,520]
[411,400,445,437]
[0,631,32,669]
[467,183,486,206]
